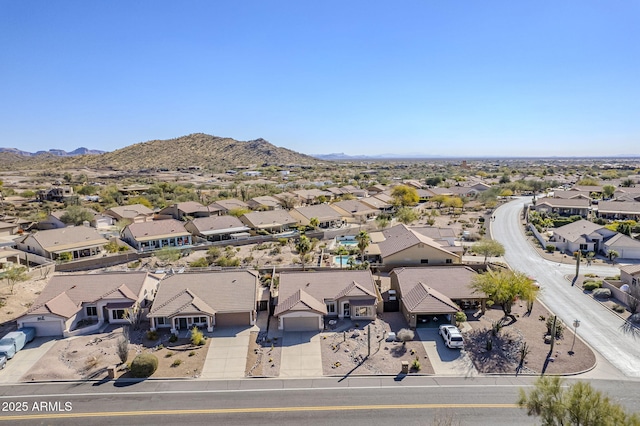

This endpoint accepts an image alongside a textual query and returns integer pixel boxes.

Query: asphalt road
[0,377,639,425]
[491,197,640,378]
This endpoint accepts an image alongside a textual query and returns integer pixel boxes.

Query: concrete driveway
[416,328,477,377]
[279,331,323,377]
[0,337,58,383]
[200,327,252,379]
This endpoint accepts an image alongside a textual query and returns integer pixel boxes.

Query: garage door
[283,316,319,332]
[620,248,640,259]
[20,321,63,337]
[215,312,250,327]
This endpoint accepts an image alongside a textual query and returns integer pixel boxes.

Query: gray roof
[105,204,154,219]
[293,204,342,221]
[620,264,640,276]
[392,266,480,300]
[24,272,150,319]
[553,219,604,243]
[149,271,258,317]
[209,199,250,211]
[275,270,377,316]
[248,196,282,209]
[186,216,249,235]
[598,201,640,214]
[126,219,190,240]
[535,197,590,208]
[22,226,109,252]
[552,190,591,199]
[401,282,459,313]
[330,200,378,216]
[604,233,640,250]
[167,201,210,215]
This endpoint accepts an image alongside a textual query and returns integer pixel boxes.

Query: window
[420,259,429,264]
[157,317,166,325]
[112,309,125,320]
[354,307,369,317]
[86,306,97,317]
[446,259,452,264]
[579,244,588,251]
[325,301,336,314]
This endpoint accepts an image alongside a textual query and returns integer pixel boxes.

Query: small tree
[4,266,28,294]
[471,268,539,318]
[608,249,619,264]
[117,327,130,364]
[397,328,415,345]
[295,235,313,271]
[122,302,141,330]
[60,205,95,226]
[395,206,419,225]
[391,185,419,207]
[309,217,319,230]
[471,239,506,263]
[454,311,467,326]
[190,326,205,346]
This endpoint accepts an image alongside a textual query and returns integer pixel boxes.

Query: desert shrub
[146,330,159,341]
[612,304,626,313]
[545,317,564,339]
[486,300,494,308]
[130,354,158,378]
[171,359,182,367]
[397,328,415,344]
[165,351,173,358]
[455,311,467,325]
[117,337,129,364]
[189,257,210,268]
[169,334,178,343]
[584,273,598,278]
[605,275,620,280]
[583,281,602,291]
[545,245,556,253]
[411,358,421,371]
[191,326,205,346]
[593,288,612,299]
[188,351,196,357]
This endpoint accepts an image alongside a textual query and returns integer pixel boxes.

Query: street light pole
[571,319,581,353]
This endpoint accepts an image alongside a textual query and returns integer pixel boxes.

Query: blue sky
[1,1,638,157]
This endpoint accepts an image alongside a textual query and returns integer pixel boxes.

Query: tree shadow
[620,318,640,339]
[389,344,408,357]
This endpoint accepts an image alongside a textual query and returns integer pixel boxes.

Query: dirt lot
[22,326,208,381]
[465,299,595,375]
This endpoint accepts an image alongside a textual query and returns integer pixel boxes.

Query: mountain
[313,152,446,160]
[0,147,105,156]
[0,133,321,171]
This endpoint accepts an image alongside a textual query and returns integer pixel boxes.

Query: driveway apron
[200,327,252,379]
[279,332,323,377]
[0,337,58,383]
[416,328,478,377]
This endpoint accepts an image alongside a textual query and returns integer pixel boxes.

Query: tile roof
[240,210,298,228]
[401,282,459,313]
[378,224,457,258]
[171,201,210,214]
[292,204,342,221]
[604,233,640,250]
[126,219,190,241]
[553,219,605,243]
[24,272,150,319]
[535,197,590,208]
[392,266,480,300]
[186,216,249,235]
[620,264,640,275]
[330,200,378,216]
[149,271,258,317]
[105,204,154,219]
[209,199,250,211]
[23,226,109,252]
[598,201,640,214]
[273,289,327,316]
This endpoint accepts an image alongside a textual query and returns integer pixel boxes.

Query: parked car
[438,324,464,349]
[0,355,6,369]
[0,337,17,359]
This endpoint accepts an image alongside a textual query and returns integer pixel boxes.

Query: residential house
[17,272,160,337]
[16,226,109,260]
[239,210,298,233]
[360,196,394,214]
[550,219,616,255]
[368,224,461,269]
[601,233,640,260]
[367,184,387,195]
[247,196,282,211]
[36,186,74,202]
[184,216,250,242]
[104,204,154,223]
[340,185,368,198]
[613,187,640,202]
[122,219,192,251]
[0,221,20,238]
[596,201,640,221]
[329,200,379,224]
[551,190,591,200]
[572,185,603,197]
[290,204,343,229]
[208,199,250,215]
[532,198,590,218]
[411,226,463,256]
[293,189,332,205]
[157,202,211,221]
[274,270,380,331]
[272,192,301,209]
[36,211,67,230]
[390,266,483,328]
[148,270,258,333]
[620,264,640,286]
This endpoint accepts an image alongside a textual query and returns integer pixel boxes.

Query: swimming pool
[333,255,360,266]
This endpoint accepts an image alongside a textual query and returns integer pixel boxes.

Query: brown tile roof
[378,224,457,258]
[621,264,640,276]
[553,219,604,243]
[535,198,590,208]
[209,199,250,211]
[273,289,327,316]
[292,204,342,221]
[186,216,249,235]
[105,204,154,219]
[149,271,258,317]
[172,201,210,214]
[598,201,640,214]
[392,266,480,300]
[24,272,150,319]
[401,282,459,313]
[240,210,298,229]
[126,219,190,241]
[23,226,109,252]
[276,270,377,316]
[330,200,378,216]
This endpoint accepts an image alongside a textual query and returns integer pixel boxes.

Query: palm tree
[608,249,619,265]
[335,246,349,269]
[355,230,370,263]
[309,217,319,230]
[295,235,313,270]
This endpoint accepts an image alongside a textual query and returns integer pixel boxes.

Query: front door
[178,318,187,329]
[343,302,350,318]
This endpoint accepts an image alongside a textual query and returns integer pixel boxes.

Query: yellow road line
[0,403,519,421]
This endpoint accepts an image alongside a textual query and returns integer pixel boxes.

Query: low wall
[603,279,638,307]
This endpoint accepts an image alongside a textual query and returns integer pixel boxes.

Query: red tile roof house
[17,272,160,337]
[184,216,250,242]
[148,270,258,334]
[274,270,381,332]
[16,226,109,261]
[390,266,484,328]
[121,219,192,252]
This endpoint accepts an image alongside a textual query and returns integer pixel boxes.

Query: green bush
[189,257,210,268]
[130,354,158,378]
[171,359,182,367]
[411,358,421,371]
[593,288,612,299]
[612,304,626,313]
[455,311,467,324]
[190,326,205,346]
[583,281,602,291]
[146,330,159,341]
[545,245,556,253]
[169,334,178,343]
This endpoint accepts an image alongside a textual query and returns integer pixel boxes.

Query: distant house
[36,186,74,202]
[329,200,379,224]
[360,196,394,214]
[290,204,342,229]
[104,204,155,223]
[274,270,380,332]
[17,272,160,337]
[551,190,591,200]
[16,226,109,260]
[411,226,463,256]
[596,201,640,221]
[239,210,298,233]
[149,270,258,333]
[184,216,250,242]
[0,221,19,238]
[550,219,616,255]
[601,233,640,260]
[390,266,483,328]
[122,219,192,251]
[572,185,603,196]
[247,196,283,211]
[208,199,250,215]
[620,264,640,286]
[367,184,387,195]
[368,224,461,268]
[36,211,67,230]
[157,202,211,221]
[532,198,590,218]
[293,189,332,205]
